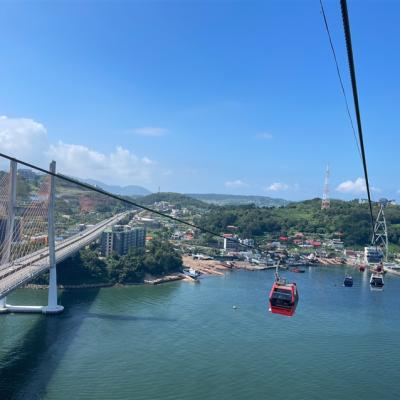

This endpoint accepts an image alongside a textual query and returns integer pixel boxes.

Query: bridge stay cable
[1,179,50,267]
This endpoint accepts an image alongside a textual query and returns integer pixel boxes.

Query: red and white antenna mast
[321,165,330,210]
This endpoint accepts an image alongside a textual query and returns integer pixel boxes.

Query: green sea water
[1,267,400,400]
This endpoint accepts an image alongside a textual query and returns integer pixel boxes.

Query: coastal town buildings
[101,225,146,256]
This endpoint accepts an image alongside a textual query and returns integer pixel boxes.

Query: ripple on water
[1,268,400,400]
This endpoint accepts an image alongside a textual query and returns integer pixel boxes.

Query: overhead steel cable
[340,0,375,239]
[319,0,362,161]
[0,153,257,253]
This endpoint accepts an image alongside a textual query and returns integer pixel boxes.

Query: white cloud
[132,127,168,137]
[265,182,289,192]
[0,115,159,186]
[256,132,273,140]
[0,116,48,162]
[47,142,154,186]
[336,178,366,193]
[336,177,381,194]
[225,179,248,189]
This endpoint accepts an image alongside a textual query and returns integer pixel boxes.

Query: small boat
[183,268,201,279]
[383,262,400,271]
[291,268,305,273]
[343,276,353,287]
[370,273,384,288]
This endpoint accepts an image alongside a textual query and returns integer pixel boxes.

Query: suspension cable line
[339,0,375,239]
[0,153,257,253]
[319,0,362,161]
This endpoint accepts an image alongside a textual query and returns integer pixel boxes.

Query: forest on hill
[195,199,400,248]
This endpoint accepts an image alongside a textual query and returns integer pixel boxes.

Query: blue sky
[0,0,399,201]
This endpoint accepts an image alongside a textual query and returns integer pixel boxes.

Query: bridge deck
[0,213,127,299]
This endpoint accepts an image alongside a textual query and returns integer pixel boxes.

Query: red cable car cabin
[269,279,299,317]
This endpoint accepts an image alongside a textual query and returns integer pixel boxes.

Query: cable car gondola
[269,268,299,317]
[343,275,353,287]
[370,273,384,288]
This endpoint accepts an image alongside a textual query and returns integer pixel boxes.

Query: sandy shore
[182,256,229,276]
[182,256,273,275]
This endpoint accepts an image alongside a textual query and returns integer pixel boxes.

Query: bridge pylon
[0,160,17,312]
[1,161,64,314]
[43,161,64,314]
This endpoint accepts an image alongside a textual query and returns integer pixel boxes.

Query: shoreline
[23,262,350,291]
[24,273,185,290]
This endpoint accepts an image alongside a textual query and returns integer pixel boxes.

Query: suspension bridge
[0,158,129,314]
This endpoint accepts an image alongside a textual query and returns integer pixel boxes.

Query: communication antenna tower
[321,165,330,210]
[372,198,391,261]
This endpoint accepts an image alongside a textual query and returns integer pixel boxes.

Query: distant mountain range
[15,170,290,206]
[80,181,289,207]
[186,193,289,207]
[84,179,151,197]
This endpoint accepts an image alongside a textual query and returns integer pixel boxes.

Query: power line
[340,0,375,238]
[319,0,362,161]
[0,152,256,252]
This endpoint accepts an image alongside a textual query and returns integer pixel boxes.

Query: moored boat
[291,268,305,273]
[383,262,400,271]
[183,268,201,279]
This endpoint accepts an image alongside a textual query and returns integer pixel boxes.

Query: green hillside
[196,198,400,247]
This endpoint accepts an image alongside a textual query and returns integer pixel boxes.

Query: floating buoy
[233,305,237,310]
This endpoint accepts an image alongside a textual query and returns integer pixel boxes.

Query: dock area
[317,257,344,265]
[144,274,184,285]
[233,261,276,271]
[182,256,227,275]
[384,267,400,276]
[182,256,283,275]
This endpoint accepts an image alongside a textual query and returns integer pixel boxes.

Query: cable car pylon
[372,198,391,262]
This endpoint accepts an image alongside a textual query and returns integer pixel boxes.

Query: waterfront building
[223,234,239,251]
[101,225,146,256]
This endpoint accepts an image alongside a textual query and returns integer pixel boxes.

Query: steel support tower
[372,198,390,261]
[321,165,330,210]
